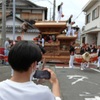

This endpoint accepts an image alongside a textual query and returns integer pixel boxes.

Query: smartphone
[33,70,51,79]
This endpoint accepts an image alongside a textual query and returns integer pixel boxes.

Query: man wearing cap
[81,52,90,70]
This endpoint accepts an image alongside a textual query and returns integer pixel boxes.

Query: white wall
[6,17,40,41]
[97,32,100,45]
[86,34,97,44]
[6,18,22,26]
[85,1,100,30]
[6,33,39,41]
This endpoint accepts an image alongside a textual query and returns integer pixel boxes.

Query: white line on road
[90,68,100,73]
[85,96,100,100]
[55,66,80,69]
[55,66,100,73]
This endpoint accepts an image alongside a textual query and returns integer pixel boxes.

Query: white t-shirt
[0,79,55,100]
[59,5,62,15]
[4,40,10,50]
[41,38,44,47]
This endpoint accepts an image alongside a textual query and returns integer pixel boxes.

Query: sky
[30,0,90,29]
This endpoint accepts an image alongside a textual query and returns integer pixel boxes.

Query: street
[55,66,100,100]
[0,64,100,100]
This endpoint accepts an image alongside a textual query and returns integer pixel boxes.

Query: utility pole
[1,0,6,47]
[53,0,56,21]
[50,8,51,21]
[13,0,15,42]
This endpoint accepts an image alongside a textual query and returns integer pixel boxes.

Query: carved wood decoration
[35,21,78,63]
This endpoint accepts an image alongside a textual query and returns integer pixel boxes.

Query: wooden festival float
[35,21,78,63]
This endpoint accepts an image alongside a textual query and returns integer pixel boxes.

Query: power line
[73,11,83,21]
[66,0,84,22]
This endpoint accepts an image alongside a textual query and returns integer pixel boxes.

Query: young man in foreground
[0,41,61,100]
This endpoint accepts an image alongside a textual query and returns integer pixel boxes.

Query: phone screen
[33,70,51,79]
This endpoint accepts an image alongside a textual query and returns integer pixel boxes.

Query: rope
[73,11,83,21]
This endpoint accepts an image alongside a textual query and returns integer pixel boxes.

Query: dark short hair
[37,44,46,54]
[8,41,42,72]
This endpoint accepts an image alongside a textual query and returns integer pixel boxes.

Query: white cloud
[30,0,89,29]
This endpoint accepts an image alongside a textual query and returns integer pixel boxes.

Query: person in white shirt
[41,36,45,47]
[4,38,10,56]
[57,2,63,22]
[66,15,75,36]
[0,41,61,100]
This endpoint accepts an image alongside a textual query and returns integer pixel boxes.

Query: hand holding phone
[33,70,51,79]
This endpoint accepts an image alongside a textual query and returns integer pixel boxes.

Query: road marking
[55,66,66,68]
[95,96,100,100]
[79,92,100,97]
[85,98,95,100]
[67,75,98,85]
[85,96,100,100]
[55,66,80,69]
[55,66,100,73]
[51,65,100,73]
[90,68,100,73]
[67,75,88,85]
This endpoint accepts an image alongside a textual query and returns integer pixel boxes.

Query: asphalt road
[0,64,11,81]
[54,66,100,100]
[0,64,100,100]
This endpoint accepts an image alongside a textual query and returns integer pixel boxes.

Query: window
[92,7,99,20]
[82,37,85,44]
[86,13,91,24]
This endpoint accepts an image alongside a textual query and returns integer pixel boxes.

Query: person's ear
[31,61,37,70]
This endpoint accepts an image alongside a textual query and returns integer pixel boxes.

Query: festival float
[34,21,79,63]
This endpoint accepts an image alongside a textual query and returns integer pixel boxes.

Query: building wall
[81,1,100,46]
[86,34,97,44]
[6,33,39,41]
[81,33,97,45]
[85,1,100,30]
[97,32,100,45]
[5,17,39,41]
[6,18,22,26]
[0,0,46,21]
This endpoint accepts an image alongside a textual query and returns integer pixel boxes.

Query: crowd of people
[69,42,100,70]
[80,43,100,70]
[1,38,100,100]
[0,2,99,99]
[0,33,100,100]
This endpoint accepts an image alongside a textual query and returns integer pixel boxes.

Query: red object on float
[61,14,64,17]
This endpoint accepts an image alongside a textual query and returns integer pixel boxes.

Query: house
[0,0,47,45]
[0,14,40,41]
[0,0,47,22]
[81,0,100,46]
